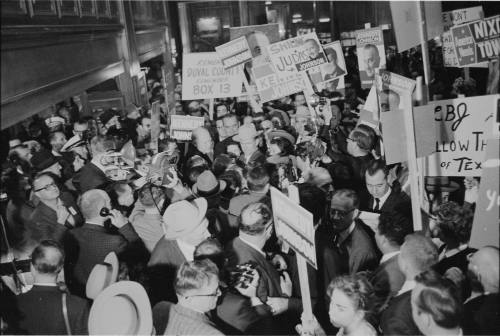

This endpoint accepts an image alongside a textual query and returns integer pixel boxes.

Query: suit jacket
[365,188,412,215]
[379,290,422,336]
[369,254,405,313]
[463,293,500,335]
[73,162,110,192]
[335,220,379,274]
[65,222,139,296]
[226,237,282,304]
[240,150,266,167]
[148,238,188,304]
[28,192,83,244]
[16,285,90,335]
[164,304,224,335]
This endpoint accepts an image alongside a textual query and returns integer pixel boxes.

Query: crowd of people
[0,55,498,335]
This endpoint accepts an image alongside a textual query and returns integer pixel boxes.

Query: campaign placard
[169,115,204,141]
[442,6,484,32]
[313,41,347,85]
[267,32,327,73]
[182,52,245,100]
[356,28,386,89]
[270,187,317,268]
[451,15,500,66]
[215,36,252,70]
[418,95,499,176]
[252,62,313,103]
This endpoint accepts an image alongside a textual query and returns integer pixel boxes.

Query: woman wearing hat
[266,130,298,190]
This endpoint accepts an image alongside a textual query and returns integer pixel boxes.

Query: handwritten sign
[182,52,245,100]
[215,36,252,69]
[270,187,317,268]
[442,6,484,31]
[169,115,204,141]
[470,138,499,248]
[451,15,500,66]
[356,28,386,89]
[267,32,327,73]
[418,95,498,176]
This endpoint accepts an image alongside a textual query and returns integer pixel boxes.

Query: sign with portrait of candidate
[356,28,386,89]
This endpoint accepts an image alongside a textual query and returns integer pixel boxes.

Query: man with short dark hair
[329,189,379,274]
[16,240,90,334]
[380,233,438,336]
[411,270,463,336]
[363,159,411,215]
[73,135,115,192]
[228,165,270,226]
[370,212,413,313]
[214,114,240,157]
[164,259,224,335]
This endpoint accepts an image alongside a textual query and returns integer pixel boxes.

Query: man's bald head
[468,246,499,293]
[192,127,213,154]
[31,240,64,275]
[79,189,110,220]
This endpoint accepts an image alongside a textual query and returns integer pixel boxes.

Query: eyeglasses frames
[34,182,57,192]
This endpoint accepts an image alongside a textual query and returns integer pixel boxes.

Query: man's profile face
[363,46,380,77]
[304,41,319,59]
[379,90,400,112]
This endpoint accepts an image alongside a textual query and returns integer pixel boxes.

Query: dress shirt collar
[239,236,266,256]
[375,187,392,210]
[176,239,195,261]
[396,280,416,296]
[380,250,400,265]
[336,221,356,246]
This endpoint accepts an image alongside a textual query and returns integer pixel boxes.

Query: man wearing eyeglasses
[165,259,224,335]
[329,189,379,274]
[29,172,83,244]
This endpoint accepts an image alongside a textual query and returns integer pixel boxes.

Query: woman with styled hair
[297,274,376,336]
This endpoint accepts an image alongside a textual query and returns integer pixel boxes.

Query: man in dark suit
[370,212,413,314]
[363,159,411,215]
[225,202,301,331]
[329,189,379,274]
[65,189,139,297]
[463,246,500,335]
[380,233,438,336]
[16,240,90,334]
[73,135,115,192]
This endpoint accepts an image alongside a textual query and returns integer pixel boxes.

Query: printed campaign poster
[307,41,347,89]
[170,115,205,141]
[215,36,252,70]
[442,31,460,67]
[252,61,314,103]
[451,15,500,66]
[182,52,245,100]
[356,28,386,89]
[418,94,499,176]
[267,32,327,73]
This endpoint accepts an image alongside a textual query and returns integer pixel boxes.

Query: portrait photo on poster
[356,28,386,88]
[320,41,347,82]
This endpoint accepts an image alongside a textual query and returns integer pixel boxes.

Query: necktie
[374,198,380,211]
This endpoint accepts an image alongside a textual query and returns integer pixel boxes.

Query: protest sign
[442,6,484,32]
[418,94,499,176]
[169,115,204,141]
[267,32,327,73]
[215,36,252,70]
[469,138,499,248]
[319,41,347,82]
[451,15,500,66]
[356,28,386,89]
[252,62,314,103]
[230,23,280,55]
[270,187,316,268]
[182,52,245,100]
[442,31,488,68]
[390,2,443,52]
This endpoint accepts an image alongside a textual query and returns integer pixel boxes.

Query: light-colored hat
[162,198,208,239]
[88,281,153,335]
[268,129,296,145]
[61,135,86,152]
[233,124,262,143]
[9,139,22,149]
[86,252,119,300]
[192,170,227,197]
[425,177,460,193]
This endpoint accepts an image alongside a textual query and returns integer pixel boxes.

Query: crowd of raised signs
[0,40,499,336]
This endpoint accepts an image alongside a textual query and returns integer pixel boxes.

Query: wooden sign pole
[287,185,314,326]
[209,98,215,120]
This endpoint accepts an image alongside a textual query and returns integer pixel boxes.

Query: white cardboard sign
[182,52,245,100]
[169,115,204,141]
[270,187,317,269]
